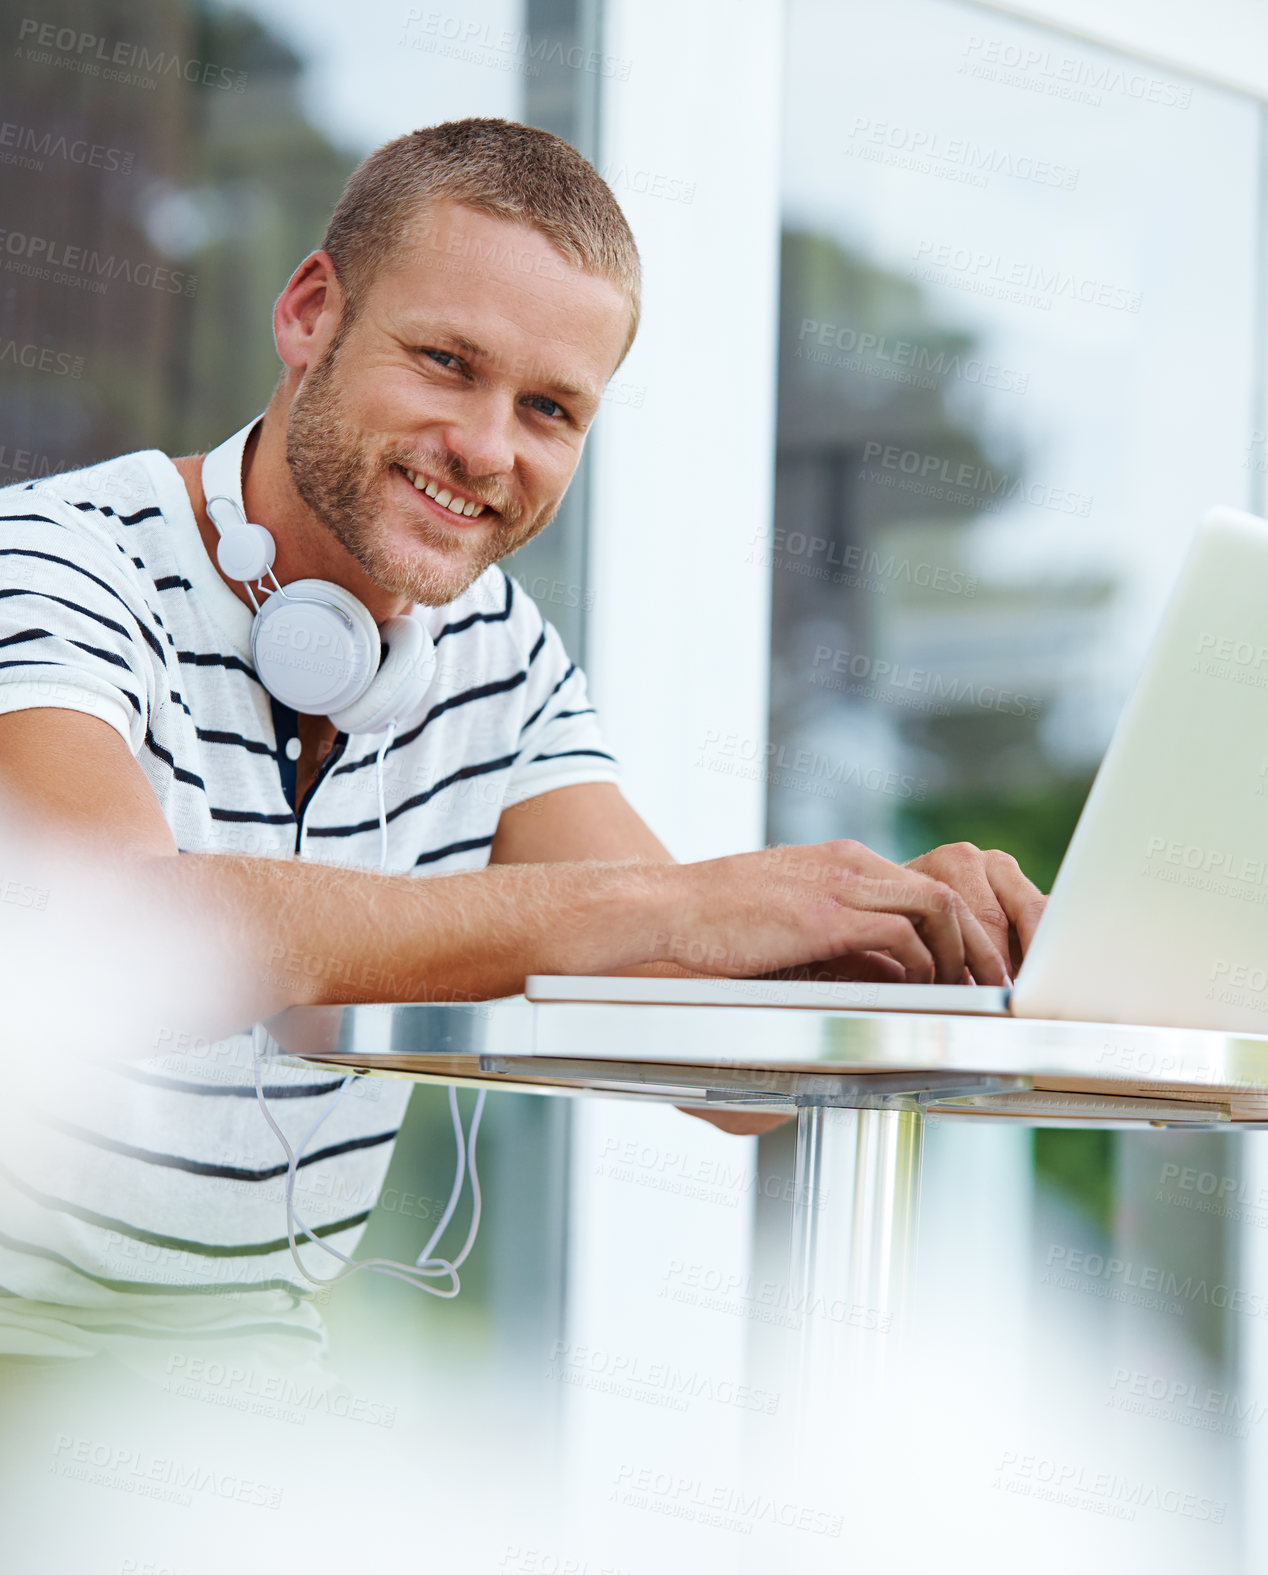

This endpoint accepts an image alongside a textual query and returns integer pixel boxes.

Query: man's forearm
[144,852,666,1018]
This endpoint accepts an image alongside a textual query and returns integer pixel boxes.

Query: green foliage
[896,775,1095,894]
[901,776,1110,1224]
[1032,1127,1117,1233]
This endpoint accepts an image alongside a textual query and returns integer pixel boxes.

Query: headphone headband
[201,416,266,530]
[198,419,436,733]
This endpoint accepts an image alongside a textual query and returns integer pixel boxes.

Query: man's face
[285,201,631,606]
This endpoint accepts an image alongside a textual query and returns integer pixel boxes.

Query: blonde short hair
[322,117,641,359]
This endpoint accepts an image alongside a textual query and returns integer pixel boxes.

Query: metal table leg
[789,1105,925,1392]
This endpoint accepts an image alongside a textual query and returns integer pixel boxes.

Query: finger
[830,909,934,982]
[820,851,1007,984]
[983,852,1049,956]
[834,874,970,984]
[907,887,966,985]
[823,950,907,984]
[909,846,1010,969]
[888,878,1007,986]
[950,901,1010,986]
[792,838,915,888]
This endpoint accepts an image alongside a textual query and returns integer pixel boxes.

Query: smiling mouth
[397,464,493,520]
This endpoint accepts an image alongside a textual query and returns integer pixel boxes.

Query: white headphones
[200,417,437,735]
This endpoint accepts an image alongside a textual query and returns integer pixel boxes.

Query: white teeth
[404,468,487,518]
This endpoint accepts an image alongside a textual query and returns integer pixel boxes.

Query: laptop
[528,505,1268,1034]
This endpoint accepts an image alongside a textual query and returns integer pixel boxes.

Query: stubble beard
[285,333,555,607]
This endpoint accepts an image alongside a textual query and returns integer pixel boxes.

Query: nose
[442,387,517,482]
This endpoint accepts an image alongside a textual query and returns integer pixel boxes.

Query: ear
[273,251,346,375]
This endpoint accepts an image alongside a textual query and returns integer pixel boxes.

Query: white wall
[976,0,1268,99]
[583,0,782,862]
[562,0,786,1547]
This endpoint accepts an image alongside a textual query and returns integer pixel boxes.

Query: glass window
[0,0,602,1357]
[771,0,1260,888]
[768,6,1262,1559]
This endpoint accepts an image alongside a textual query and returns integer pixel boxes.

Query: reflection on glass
[772,0,1259,881]
[0,0,600,1361]
[769,2,1264,1564]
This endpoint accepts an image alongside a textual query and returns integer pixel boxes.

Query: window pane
[771,0,1260,884]
[0,0,601,1359]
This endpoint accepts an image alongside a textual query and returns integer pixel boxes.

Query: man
[0,119,1042,1344]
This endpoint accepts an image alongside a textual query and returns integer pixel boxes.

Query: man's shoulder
[0,446,187,618]
[0,444,174,533]
[426,565,550,652]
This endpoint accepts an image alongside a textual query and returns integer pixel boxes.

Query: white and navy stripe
[0,443,618,1341]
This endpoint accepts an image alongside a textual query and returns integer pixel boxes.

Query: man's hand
[654,839,1010,986]
[903,843,1047,980]
[496,790,1009,984]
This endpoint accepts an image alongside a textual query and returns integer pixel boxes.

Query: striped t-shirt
[0,440,618,1351]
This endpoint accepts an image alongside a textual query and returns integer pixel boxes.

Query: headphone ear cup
[251,578,380,716]
[327,614,437,735]
[215,520,276,582]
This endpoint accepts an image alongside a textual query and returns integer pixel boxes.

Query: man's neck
[173,405,410,625]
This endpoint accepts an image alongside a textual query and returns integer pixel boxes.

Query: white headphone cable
[375,719,397,869]
[250,712,486,1297]
[252,1040,485,1296]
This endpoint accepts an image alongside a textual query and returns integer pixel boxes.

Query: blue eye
[424,349,458,369]
[528,395,563,418]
